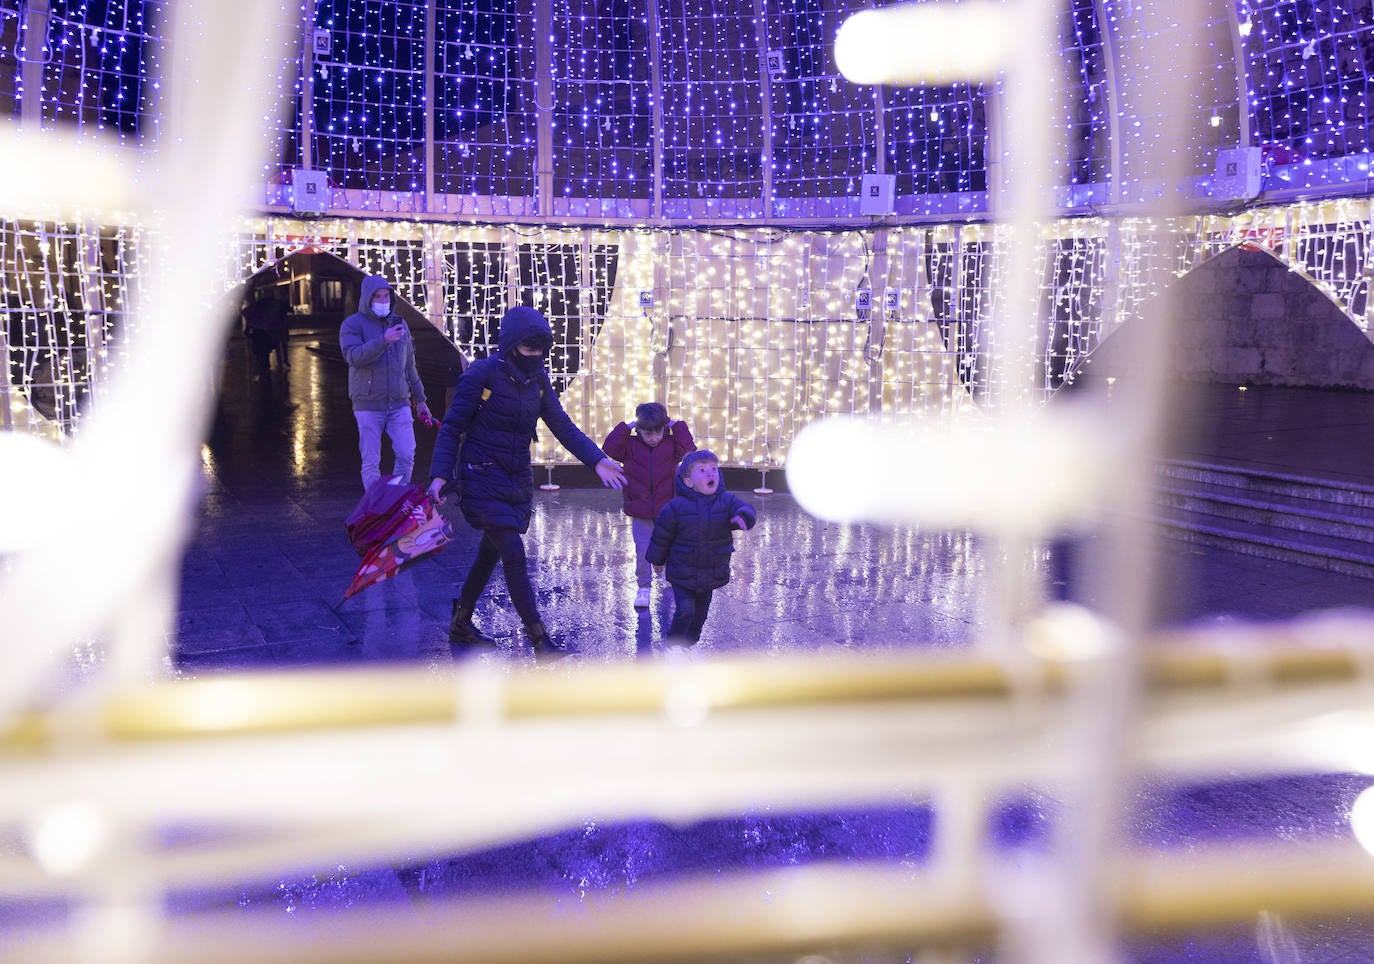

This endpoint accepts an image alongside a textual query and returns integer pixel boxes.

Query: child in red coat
[602,402,696,607]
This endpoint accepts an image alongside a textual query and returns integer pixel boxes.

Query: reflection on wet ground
[183,482,1001,670]
[183,329,1374,670]
[31,327,1374,959]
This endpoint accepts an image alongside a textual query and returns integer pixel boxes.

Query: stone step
[1154,516,1374,576]
[1150,459,1374,580]
[1154,479,1374,543]
[1150,507,1374,580]
[1158,458,1374,511]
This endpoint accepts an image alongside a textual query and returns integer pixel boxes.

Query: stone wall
[1177,246,1374,387]
[1087,245,1374,390]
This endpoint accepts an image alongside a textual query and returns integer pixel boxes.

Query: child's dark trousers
[666,585,714,643]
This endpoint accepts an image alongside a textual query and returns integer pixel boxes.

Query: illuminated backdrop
[4,0,1374,471]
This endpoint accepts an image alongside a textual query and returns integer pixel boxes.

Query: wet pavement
[155,328,1374,958]
[184,331,1374,669]
[190,328,994,667]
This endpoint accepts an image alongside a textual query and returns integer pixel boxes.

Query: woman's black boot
[450,600,494,646]
[524,620,555,655]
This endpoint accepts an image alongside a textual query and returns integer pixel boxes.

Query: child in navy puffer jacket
[602,402,696,609]
[646,449,756,645]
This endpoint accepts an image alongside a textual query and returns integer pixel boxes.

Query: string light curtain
[537,227,889,470]
[1238,0,1374,162]
[234,230,353,288]
[884,81,988,201]
[659,0,766,212]
[880,228,974,416]
[515,233,619,394]
[442,230,508,348]
[646,229,882,466]
[0,4,20,119]
[1106,0,1236,201]
[34,0,159,139]
[432,0,537,209]
[921,226,996,401]
[1040,226,1111,392]
[311,0,426,195]
[533,227,662,461]
[765,0,875,213]
[18,1,1374,214]
[1287,199,1372,326]
[1191,200,1373,330]
[1,219,140,438]
[1063,0,1112,194]
[15,1,1374,469]
[355,234,428,312]
[266,100,304,192]
[8,207,1374,465]
[263,4,306,188]
[551,0,653,212]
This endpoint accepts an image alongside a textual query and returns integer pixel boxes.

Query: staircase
[1153,459,1374,580]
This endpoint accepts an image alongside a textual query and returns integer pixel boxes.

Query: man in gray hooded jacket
[339,274,434,489]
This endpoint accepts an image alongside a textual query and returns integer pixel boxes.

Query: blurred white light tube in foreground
[0,128,138,220]
[834,0,1013,85]
[786,408,1116,537]
[1351,785,1374,857]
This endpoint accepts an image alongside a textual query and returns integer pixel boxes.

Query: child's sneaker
[634,586,651,608]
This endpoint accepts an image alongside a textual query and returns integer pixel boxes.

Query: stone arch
[226,246,465,396]
[234,246,361,332]
[1076,244,1374,390]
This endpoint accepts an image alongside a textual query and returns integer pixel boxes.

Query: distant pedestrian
[647,449,756,645]
[340,275,433,489]
[602,402,696,609]
[241,290,291,374]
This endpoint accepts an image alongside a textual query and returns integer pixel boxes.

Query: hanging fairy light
[7,0,1374,474]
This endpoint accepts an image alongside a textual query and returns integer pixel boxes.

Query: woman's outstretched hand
[427,477,447,501]
[596,459,627,489]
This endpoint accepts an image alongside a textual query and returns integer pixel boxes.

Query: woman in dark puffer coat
[427,306,625,653]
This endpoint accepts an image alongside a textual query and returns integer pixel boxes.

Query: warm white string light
[7,199,1374,475]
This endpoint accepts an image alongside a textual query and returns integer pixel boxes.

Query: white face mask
[370,299,390,318]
